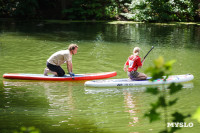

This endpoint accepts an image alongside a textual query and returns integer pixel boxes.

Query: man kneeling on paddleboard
[44,44,78,77]
[124,47,147,80]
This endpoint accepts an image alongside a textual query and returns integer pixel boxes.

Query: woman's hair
[133,47,140,56]
[68,44,78,51]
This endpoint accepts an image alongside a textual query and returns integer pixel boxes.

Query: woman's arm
[124,64,127,72]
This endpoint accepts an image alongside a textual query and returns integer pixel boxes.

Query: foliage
[14,126,40,133]
[62,0,132,20]
[0,0,39,19]
[121,0,198,22]
[0,0,57,19]
[13,0,39,19]
[0,0,199,21]
[144,56,190,133]
[62,0,108,20]
[0,0,16,17]
[193,107,200,123]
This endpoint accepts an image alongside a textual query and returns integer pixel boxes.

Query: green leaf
[154,56,164,68]
[168,98,178,106]
[164,60,176,71]
[151,102,160,109]
[158,96,167,107]
[159,129,168,133]
[168,83,183,95]
[151,70,165,81]
[145,108,161,123]
[192,107,200,123]
[172,112,190,122]
[20,126,27,132]
[145,66,154,73]
[169,126,180,133]
[146,87,159,95]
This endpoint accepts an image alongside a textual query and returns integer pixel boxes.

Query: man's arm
[66,61,73,73]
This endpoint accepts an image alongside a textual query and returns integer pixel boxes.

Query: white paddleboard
[84,74,194,87]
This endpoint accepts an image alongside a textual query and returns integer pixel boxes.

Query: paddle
[142,46,154,62]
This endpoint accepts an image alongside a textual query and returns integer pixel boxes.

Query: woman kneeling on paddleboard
[44,44,78,77]
[124,47,147,80]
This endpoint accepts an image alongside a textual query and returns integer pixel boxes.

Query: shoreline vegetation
[0,18,200,26]
[0,0,199,22]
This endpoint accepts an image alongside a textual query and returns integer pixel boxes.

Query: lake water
[0,20,200,133]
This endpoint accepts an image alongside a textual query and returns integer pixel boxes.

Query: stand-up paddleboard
[84,74,194,87]
[3,71,117,81]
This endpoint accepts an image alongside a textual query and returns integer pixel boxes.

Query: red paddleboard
[3,71,117,81]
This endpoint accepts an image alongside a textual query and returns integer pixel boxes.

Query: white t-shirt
[47,50,72,66]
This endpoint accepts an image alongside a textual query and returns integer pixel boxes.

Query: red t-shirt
[125,55,142,72]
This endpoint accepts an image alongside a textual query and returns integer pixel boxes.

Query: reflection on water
[0,20,200,133]
[0,79,197,133]
[3,81,77,113]
[84,83,194,94]
[123,90,139,127]
[2,81,79,131]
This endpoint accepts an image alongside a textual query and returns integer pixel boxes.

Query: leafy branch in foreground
[144,56,190,133]
[193,107,200,123]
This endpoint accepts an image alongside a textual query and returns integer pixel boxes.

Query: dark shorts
[47,62,65,77]
[127,71,139,79]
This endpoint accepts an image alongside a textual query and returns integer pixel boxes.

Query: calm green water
[0,20,200,133]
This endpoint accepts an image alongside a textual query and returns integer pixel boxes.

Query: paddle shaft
[142,46,154,62]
